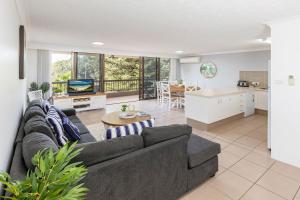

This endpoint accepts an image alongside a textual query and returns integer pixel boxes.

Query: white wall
[180,51,270,89]
[26,49,38,89]
[270,16,300,167]
[0,0,26,171]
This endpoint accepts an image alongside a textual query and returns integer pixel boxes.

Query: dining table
[170,84,200,94]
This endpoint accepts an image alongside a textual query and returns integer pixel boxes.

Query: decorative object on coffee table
[102,111,151,128]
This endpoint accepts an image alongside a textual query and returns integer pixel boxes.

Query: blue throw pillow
[106,119,155,140]
[55,107,80,141]
[46,106,68,146]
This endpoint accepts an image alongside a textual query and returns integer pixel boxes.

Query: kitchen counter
[185,87,267,98]
[185,87,259,130]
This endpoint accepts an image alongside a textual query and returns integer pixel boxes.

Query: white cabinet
[54,99,72,109]
[53,94,106,112]
[185,93,244,124]
[255,91,268,110]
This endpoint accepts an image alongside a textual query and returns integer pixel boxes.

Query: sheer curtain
[37,49,51,99]
[169,58,179,81]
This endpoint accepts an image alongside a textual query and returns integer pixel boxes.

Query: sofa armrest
[141,124,192,147]
[61,108,76,116]
[73,135,143,167]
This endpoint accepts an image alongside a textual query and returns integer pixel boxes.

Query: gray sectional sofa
[8,100,221,200]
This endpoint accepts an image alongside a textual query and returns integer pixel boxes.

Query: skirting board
[255,109,268,116]
[187,113,244,131]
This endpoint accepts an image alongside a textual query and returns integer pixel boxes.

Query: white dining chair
[156,81,162,103]
[178,84,200,108]
[161,83,179,110]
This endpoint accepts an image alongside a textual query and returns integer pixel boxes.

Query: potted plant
[120,104,128,118]
[39,82,50,99]
[29,82,39,91]
[0,143,88,199]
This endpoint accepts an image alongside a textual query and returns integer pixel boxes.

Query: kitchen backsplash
[239,71,268,88]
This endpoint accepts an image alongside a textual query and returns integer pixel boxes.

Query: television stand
[53,92,106,112]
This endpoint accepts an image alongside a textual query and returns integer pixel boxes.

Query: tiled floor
[77,99,300,200]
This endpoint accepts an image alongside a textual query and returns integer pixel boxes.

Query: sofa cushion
[24,106,46,122]
[46,107,68,146]
[24,115,58,146]
[106,119,154,140]
[73,135,143,167]
[73,122,90,135]
[78,133,97,144]
[141,124,192,147]
[61,108,76,116]
[188,134,221,168]
[26,99,42,110]
[9,142,27,180]
[68,115,81,124]
[22,132,59,169]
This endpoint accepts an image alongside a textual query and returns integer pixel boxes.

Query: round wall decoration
[200,62,217,78]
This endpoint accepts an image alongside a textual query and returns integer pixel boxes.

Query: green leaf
[0,143,87,199]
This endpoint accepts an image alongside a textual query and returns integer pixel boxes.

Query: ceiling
[24,0,300,57]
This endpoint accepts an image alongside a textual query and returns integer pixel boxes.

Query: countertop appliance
[237,80,249,87]
[244,92,255,117]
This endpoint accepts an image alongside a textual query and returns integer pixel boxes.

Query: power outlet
[288,75,295,86]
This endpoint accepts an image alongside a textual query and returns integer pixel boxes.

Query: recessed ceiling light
[92,42,104,46]
[175,50,184,54]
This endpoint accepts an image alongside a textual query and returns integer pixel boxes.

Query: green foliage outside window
[104,55,140,80]
[51,53,171,94]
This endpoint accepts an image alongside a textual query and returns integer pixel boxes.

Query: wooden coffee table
[101,111,151,128]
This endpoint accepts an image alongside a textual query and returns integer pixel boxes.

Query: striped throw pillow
[42,100,51,113]
[46,106,68,146]
[106,119,155,140]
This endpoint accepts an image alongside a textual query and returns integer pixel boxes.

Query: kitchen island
[185,88,255,130]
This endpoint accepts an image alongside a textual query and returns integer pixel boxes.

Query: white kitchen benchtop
[185,87,268,98]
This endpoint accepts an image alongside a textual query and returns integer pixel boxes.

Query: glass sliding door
[77,53,101,91]
[140,57,159,99]
[160,58,171,81]
[51,52,72,94]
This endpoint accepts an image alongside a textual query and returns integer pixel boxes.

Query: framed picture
[19,25,25,79]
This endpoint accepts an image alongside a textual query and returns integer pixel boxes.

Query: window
[51,52,72,93]
[77,53,100,80]
[51,52,72,82]
[104,55,140,80]
[160,58,170,81]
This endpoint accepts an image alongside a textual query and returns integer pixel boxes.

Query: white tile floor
[77,99,300,200]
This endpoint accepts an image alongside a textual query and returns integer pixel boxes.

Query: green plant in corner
[0,143,88,200]
[29,82,39,91]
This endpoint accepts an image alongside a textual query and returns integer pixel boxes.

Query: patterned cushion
[46,106,68,146]
[55,107,80,141]
[42,100,52,113]
[106,119,155,140]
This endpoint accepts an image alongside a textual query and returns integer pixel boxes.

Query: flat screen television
[67,79,95,95]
